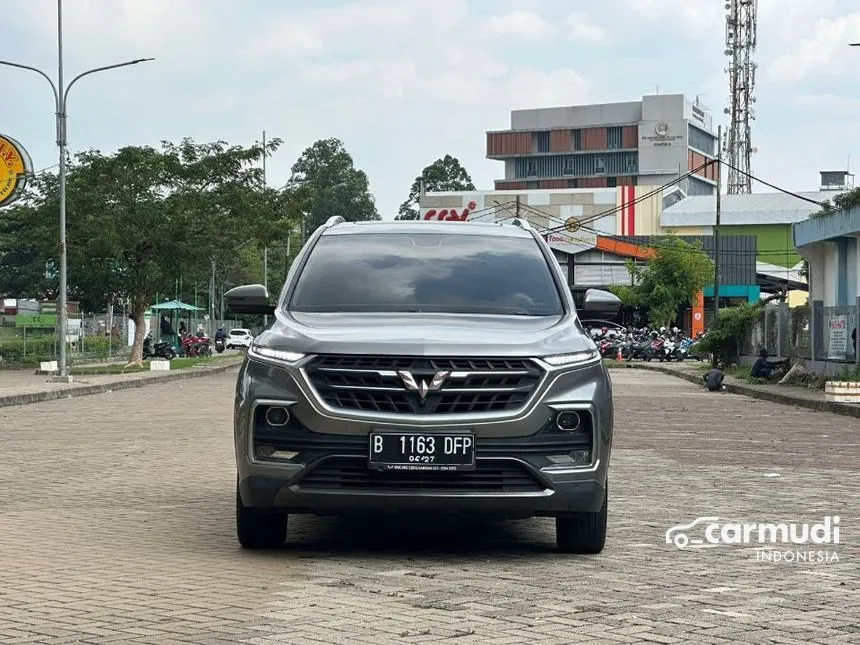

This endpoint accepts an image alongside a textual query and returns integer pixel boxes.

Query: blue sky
[4,0,860,218]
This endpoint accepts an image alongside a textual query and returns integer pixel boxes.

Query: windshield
[288,232,563,316]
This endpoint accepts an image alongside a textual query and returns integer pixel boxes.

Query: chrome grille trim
[304,355,545,415]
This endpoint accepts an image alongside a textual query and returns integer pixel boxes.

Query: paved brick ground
[0,368,857,644]
[0,356,242,403]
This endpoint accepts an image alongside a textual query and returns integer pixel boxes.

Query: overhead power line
[718,158,827,207]
[539,159,718,236]
[513,202,802,258]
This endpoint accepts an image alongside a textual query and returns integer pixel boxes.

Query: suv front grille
[304,355,544,415]
[295,457,545,493]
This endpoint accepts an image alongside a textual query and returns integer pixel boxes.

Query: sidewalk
[0,359,242,408]
[608,360,860,418]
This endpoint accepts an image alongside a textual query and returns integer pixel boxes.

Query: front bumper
[239,469,606,518]
[238,419,608,518]
[234,354,613,518]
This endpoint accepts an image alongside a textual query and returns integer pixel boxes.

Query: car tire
[555,482,608,554]
[236,485,288,549]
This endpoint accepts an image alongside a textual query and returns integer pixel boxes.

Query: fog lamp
[265,406,290,427]
[555,411,582,431]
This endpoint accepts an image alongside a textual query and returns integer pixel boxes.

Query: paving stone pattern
[0,368,857,644]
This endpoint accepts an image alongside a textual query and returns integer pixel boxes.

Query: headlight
[248,344,306,364]
[541,348,600,367]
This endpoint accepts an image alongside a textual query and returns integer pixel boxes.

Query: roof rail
[323,215,346,228]
[508,217,533,231]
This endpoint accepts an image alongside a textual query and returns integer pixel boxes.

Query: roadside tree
[290,138,380,231]
[396,155,476,220]
[612,236,715,328]
[0,137,285,366]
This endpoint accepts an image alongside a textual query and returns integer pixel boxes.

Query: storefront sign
[0,134,33,207]
[641,122,684,149]
[15,314,57,328]
[545,231,597,255]
[827,315,848,359]
[422,200,478,221]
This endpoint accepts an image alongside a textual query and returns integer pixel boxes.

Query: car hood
[252,311,596,357]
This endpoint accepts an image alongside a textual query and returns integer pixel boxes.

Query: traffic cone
[616,347,623,361]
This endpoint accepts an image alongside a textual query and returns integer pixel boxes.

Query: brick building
[485,93,719,198]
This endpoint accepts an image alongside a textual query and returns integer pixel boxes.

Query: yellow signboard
[0,134,33,208]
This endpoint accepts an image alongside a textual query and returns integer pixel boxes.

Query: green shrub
[696,303,764,366]
[0,337,58,365]
[0,334,127,365]
[78,335,126,357]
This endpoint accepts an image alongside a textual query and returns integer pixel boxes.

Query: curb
[0,361,241,409]
[607,362,860,419]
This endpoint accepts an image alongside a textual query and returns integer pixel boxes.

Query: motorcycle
[628,331,655,361]
[648,336,664,361]
[214,338,225,353]
[142,334,176,360]
[661,336,678,361]
[179,333,211,357]
[677,337,695,361]
[196,336,213,357]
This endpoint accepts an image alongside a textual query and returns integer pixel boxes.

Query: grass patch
[69,354,242,375]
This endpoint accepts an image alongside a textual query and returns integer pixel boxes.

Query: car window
[288,233,563,316]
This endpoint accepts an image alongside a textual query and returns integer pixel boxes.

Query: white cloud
[788,92,860,113]
[241,23,325,60]
[6,0,859,222]
[483,10,555,41]
[18,0,216,70]
[244,0,470,61]
[767,11,860,83]
[624,0,722,30]
[567,12,608,44]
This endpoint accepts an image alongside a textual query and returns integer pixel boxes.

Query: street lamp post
[0,0,153,379]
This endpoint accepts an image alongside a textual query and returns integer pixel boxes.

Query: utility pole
[0,0,153,379]
[209,258,216,338]
[301,212,307,246]
[515,195,520,218]
[57,2,67,377]
[262,129,268,327]
[713,125,723,326]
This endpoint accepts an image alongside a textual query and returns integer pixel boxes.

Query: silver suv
[226,216,620,553]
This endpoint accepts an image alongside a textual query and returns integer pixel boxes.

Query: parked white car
[226,328,254,349]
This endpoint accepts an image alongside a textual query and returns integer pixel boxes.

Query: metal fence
[0,311,255,367]
[739,303,856,364]
[0,313,129,366]
[739,302,791,358]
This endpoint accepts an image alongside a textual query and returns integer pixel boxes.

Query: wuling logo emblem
[397,370,450,401]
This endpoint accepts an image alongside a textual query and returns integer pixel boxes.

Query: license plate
[368,432,476,471]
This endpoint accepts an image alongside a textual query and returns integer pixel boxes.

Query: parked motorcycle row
[142,331,220,360]
[591,326,707,362]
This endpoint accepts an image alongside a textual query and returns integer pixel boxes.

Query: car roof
[320,220,534,239]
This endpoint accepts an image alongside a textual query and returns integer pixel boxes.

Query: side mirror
[224,284,275,315]
[582,288,621,319]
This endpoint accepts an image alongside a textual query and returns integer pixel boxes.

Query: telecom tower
[723,0,758,194]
